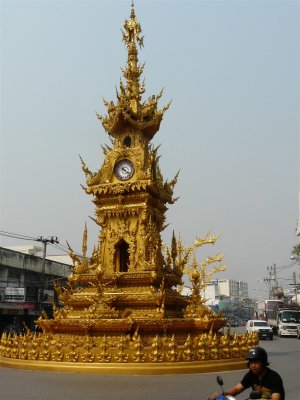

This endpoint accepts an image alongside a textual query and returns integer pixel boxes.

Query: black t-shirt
[241,367,285,400]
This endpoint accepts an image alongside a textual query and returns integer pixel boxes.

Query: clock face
[114,159,135,181]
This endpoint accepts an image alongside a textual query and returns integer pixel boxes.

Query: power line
[48,241,81,255]
[276,260,297,270]
[0,231,37,241]
[0,230,82,256]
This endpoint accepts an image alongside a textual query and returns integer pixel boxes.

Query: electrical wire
[49,241,82,256]
[277,260,297,270]
[0,231,37,241]
[0,230,82,256]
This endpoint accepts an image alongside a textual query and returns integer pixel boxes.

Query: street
[0,334,299,400]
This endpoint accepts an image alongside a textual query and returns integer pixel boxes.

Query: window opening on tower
[115,240,129,272]
[123,136,131,147]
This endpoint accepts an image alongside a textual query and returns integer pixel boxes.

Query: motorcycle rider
[210,347,285,399]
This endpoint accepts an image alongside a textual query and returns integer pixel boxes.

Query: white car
[246,319,273,340]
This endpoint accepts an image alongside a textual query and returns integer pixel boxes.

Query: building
[218,279,248,298]
[204,279,249,305]
[203,279,252,323]
[0,247,72,334]
[6,245,73,265]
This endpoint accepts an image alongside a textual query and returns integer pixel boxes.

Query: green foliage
[292,243,300,257]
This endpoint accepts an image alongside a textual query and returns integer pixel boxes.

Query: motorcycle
[210,376,261,400]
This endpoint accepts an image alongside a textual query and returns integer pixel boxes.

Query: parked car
[246,319,273,340]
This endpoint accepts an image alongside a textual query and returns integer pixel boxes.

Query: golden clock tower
[82,8,175,271]
[0,4,257,374]
[77,3,185,321]
[86,7,174,273]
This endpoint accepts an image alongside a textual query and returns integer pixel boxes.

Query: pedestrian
[210,346,285,399]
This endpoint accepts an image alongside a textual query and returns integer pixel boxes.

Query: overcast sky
[1,0,299,299]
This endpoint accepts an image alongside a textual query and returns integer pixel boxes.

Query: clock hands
[114,159,134,180]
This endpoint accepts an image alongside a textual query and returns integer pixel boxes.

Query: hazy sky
[1,0,299,299]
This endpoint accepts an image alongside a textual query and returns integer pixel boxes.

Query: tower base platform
[0,356,247,375]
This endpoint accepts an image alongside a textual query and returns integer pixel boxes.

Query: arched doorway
[115,240,129,272]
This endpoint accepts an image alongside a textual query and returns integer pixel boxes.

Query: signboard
[22,302,36,310]
[43,289,54,304]
[5,287,25,302]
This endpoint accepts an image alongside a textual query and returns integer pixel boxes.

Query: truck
[255,299,300,335]
[277,307,300,337]
[255,299,283,333]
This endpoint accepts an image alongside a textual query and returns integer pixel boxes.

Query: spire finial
[131,1,135,19]
[122,2,143,49]
[121,2,144,112]
[98,2,170,138]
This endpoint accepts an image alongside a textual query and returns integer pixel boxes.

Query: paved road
[0,334,299,400]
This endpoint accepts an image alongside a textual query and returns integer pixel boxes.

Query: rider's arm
[271,393,281,400]
[210,383,245,399]
[224,383,245,397]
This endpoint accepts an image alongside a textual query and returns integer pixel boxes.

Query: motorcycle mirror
[249,391,261,399]
[216,375,224,395]
[216,376,224,386]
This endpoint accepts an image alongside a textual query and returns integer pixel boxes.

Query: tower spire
[97,2,170,140]
[121,0,144,113]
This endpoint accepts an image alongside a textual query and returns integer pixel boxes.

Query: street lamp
[290,255,300,263]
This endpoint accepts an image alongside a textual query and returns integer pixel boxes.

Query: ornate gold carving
[0,4,257,374]
[0,328,257,365]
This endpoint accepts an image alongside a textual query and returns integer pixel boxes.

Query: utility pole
[293,271,297,303]
[273,263,278,288]
[266,263,278,299]
[36,236,59,313]
[264,276,272,299]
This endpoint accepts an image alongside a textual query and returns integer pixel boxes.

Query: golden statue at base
[0,3,257,374]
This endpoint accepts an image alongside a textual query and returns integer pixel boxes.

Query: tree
[292,243,300,257]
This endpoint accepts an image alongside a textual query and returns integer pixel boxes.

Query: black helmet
[246,347,269,366]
